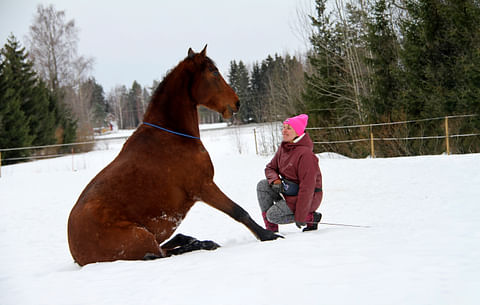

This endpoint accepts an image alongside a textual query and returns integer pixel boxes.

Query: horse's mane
[151,56,217,100]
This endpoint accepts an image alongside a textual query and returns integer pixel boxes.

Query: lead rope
[305,221,371,228]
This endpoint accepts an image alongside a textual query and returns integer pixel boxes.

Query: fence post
[71,148,75,171]
[445,116,450,155]
[370,127,375,158]
[253,128,258,155]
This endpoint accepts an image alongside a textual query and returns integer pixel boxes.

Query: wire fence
[307,114,479,158]
[0,135,130,177]
[1,114,479,176]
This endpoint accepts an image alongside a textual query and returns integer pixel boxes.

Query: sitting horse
[67,46,281,266]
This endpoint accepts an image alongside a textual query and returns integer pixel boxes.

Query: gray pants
[257,179,295,224]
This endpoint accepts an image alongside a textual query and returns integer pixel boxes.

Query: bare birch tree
[107,85,128,129]
[26,4,86,91]
[26,4,95,139]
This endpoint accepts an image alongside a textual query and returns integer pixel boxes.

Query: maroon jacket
[265,133,323,222]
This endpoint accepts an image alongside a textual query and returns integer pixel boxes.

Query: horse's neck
[143,77,200,138]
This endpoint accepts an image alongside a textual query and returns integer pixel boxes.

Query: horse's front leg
[199,181,282,241]
[161,234,220,257]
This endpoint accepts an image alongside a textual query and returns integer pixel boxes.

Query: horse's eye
[208,67,220,77]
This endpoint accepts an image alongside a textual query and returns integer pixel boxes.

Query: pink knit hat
[283,114,308,136]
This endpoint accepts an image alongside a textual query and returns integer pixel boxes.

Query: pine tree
[1,35,78,161]
[228,60,251,123]
[302,0,374,157]
[364,0,412,157]
[365,0,401,122]
[264,54,305,119]
[128,81,143,128]
[0,37,33,163]
[302,0,349,128]
[2,36,58,147]
[249,62,267,122]
[400,0,480,153]
[29,81,57,146]
[55,99,77,147]
[81,78,107,127]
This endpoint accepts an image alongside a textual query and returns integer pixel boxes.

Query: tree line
[228,54,305,124]
[225,0,480,157]
[2,1,480,163]
[301,0,480,157]
[0,35,76,163]
[0,5,158,164]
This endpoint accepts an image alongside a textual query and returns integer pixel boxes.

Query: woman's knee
[266,201,294,224]
[266,204,283,223]
[256,179,269,191]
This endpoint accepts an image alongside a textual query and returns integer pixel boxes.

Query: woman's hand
[271,179,282,193]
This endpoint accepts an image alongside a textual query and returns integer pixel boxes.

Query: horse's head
[186,46,240,118]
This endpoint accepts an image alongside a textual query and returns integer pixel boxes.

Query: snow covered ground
[1,124,479,305]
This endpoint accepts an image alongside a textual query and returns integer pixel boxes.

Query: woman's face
[282,124,298,142]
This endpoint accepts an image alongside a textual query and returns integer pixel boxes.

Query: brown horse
[67,46,281,266]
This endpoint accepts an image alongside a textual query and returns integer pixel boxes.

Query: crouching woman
[257,114,323,232]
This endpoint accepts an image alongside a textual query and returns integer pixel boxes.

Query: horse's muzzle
[223,100,240,118]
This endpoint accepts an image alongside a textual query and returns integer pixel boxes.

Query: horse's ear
[200,44,207,57]
[188,48,195,59]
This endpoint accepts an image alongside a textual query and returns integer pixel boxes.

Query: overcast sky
[1,0,314,92]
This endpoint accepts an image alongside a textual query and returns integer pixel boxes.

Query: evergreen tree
[302,0,374,156]
[1,35,57,147]
[81,78,107,127]
[303,0,371,130]
[128,81,144,128]
[228,60,254,123]
[364,0,411,156]
[400,0,480,153]
[365,0,401,122]
[264,54,305,119]
[228,60,251,123]
[226,53,306,124]
[54,94,77,149]
[250,55,296,122]
[0,37,33,163]
[401,0,480,116]
[29,81,57,146]
[0,35,78,161]
[249,62,268,122]
[302,0,347,128]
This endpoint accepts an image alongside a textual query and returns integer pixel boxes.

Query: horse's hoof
[260,230,284,241]
[271,233,284,240]
[143,253,162,260]
[200,240,221,250]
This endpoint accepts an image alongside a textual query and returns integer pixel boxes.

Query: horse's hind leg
[161,234,220,257]
[71,223,164,265]
[109,225,166,261]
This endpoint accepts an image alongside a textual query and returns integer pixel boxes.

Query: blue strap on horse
[143,122,201,140]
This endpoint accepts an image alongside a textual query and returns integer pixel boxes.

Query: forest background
[1,0,480,163]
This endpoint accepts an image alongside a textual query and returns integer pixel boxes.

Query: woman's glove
[271,179,282,193]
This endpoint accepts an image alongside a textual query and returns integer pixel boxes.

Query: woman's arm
[294,153,318,222]
[265,150,281,184]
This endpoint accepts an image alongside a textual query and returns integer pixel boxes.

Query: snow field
[1,124,479,305]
